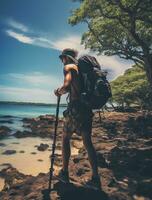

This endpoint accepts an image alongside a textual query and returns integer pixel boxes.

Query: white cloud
[5,29,133,79]
[5,29,58,49]
[0,85,67,104]
[32,37,55,49]
[0,85,55,103]
[0,72,62,88]
[93,55,133,80]
[5,28,85,52]
[0,72,67,103]
[5,19,85,51]
[6,30,33,44]
[0,72,65,103]
[7,18,29,32]
[5,19,133,80]
[54,35,87,52]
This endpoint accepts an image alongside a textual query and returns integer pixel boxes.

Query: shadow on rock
[109,146,152,177]
[109,146,152,199]
[52,181,109,200]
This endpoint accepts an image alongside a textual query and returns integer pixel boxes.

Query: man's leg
[62,131,72,171]
[81,129,99,178]
[57,131,72,182]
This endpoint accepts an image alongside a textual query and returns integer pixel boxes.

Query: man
[54,48,101,189]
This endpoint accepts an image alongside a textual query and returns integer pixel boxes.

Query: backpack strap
[88,56,100,69]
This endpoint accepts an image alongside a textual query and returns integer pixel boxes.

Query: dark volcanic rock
[2,150,17,155]
[0,112,152,200]
[19,150,25,153]
[1,115,13,118]
[14,130,32,138]
[0,163,12,168]
[11,142,20,144]
[31,152,37,154]
[38,114,56,122]
[0,119,13,123]
[136,179,152,199]
[22,117,36,123]
[75,168,86,176]
[0,126,11,139]
[37,159,43,162]
[73,156,83,164]
[127,113,152,137]
[37,143,49,151]
[97,152,109,168]
[0,165,32,191]
[0,142,6,147]
[21,114,64,138]
[108,145,152,184]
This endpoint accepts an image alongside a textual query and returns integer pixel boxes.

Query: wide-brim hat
[59,48,78,63]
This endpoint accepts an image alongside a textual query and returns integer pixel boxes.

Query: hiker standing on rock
[54,48,101,189]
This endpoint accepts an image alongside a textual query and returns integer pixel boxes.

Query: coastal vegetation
[110,65,152,110]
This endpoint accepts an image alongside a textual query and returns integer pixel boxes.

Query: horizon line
[0,100,67,106]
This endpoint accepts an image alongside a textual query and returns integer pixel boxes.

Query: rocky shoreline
[0,111,152,200]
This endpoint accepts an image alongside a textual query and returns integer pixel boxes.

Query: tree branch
[83,19,104,47]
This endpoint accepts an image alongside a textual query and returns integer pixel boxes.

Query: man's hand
[54,88,61,97]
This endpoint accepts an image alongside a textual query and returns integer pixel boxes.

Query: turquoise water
[0,102,66,133]
[0,103,66,118]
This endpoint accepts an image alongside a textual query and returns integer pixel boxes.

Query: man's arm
[55,69,72,96]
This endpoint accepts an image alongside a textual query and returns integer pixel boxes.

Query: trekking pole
[48,95,61,192]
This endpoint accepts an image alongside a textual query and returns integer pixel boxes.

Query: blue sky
[0,0,133,103]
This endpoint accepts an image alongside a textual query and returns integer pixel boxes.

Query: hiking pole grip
[48,95,61,192]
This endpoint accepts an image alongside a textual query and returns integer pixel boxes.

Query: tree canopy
[110,65,151,110]
[69,0,152,85]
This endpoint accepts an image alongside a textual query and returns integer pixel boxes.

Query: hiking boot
[83,176,101,190]
[56,169,69,183]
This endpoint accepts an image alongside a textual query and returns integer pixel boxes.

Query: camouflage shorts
[63,100,94,135]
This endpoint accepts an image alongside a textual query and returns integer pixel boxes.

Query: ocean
[0,102,66,133]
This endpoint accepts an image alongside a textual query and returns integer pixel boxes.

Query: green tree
[111,65,151,109]
[69,0,152,86]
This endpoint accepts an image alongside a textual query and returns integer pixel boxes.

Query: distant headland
[0,101,67,107]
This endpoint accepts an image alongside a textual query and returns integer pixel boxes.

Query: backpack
[78,55,112,109]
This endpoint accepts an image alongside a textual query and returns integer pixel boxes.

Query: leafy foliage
[111,65,152,109]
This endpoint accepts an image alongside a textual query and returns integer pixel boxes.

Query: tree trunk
[144,56,152,86]
[144,54,152,110]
